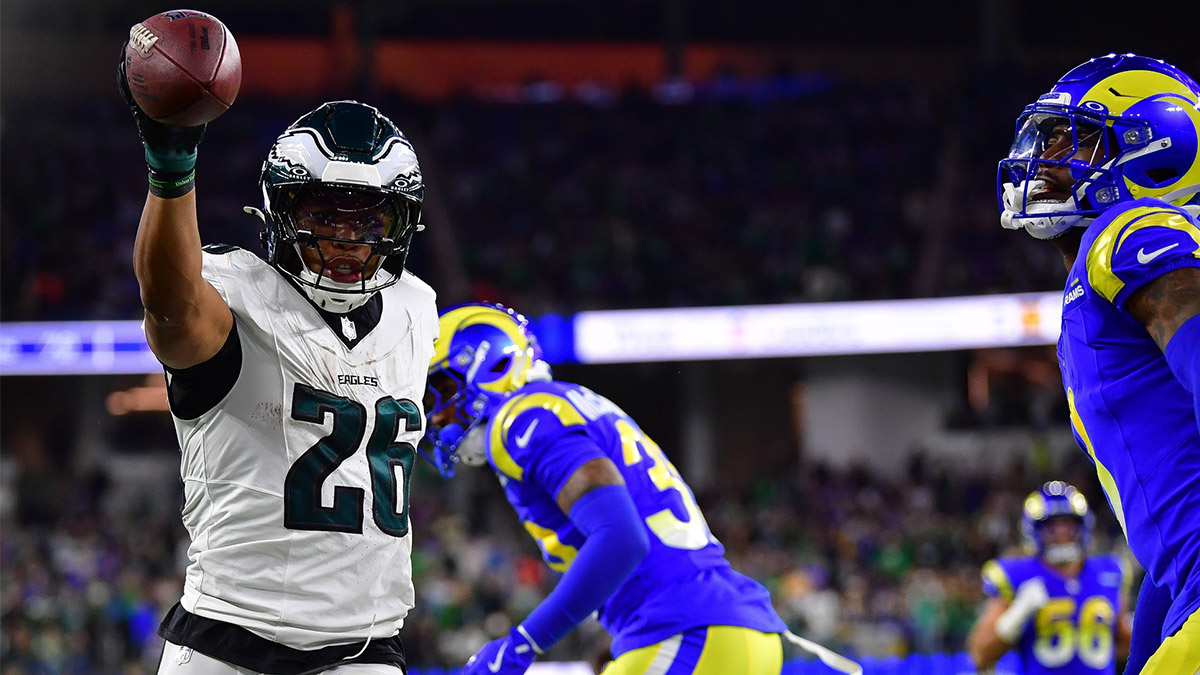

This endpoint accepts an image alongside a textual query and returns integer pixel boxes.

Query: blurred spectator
[1,441,1134,670]
[3,62,1069,322]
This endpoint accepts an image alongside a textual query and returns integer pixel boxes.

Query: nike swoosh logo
[488,643,507,673]
[514,419,539,448]
[1137,243,1179,264]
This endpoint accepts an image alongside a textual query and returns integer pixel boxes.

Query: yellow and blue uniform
[981,555,1129,673]
[484,380,787,660]
[1059,197,1200,648]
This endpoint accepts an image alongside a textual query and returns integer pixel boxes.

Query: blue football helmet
[999,53,1200,239]
[1021,481,1094,564]
[421,303,551,477]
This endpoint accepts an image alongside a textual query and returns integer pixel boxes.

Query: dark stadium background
[3,1,1195,672]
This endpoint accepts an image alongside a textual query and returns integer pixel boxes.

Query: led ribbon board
[0,293,1063,374]
[572,292,1062,364]
[0,320,160,375]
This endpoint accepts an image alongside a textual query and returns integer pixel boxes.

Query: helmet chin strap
[246,205,395,313]
[1001,180,1091,240]
[294,248,394,313]
[455,425,488,467]
[428,418,488,474]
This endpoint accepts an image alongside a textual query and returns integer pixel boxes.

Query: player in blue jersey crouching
[421,303,859,675]
[998,54,1200,673]
[968,482,1132,674]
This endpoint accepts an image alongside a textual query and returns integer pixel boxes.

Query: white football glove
[995,577,1050,643]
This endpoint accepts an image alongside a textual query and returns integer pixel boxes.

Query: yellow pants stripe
[1143,608,1200,675]
[600,626,782,675]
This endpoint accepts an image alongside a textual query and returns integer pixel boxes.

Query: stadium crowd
[1,438,1131,673]
[1,60,1069,325]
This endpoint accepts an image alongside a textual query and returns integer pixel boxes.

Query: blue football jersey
[481,381,786,656]
[982,555,1130,673]
[1058,198,1200,637]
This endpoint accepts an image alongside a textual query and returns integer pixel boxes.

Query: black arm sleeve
[164,320,242,420]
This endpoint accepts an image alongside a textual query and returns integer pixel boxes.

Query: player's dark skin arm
[555,457,627,513]
[1127,267,1200,352]
[1116,599,1133,662]
[133,192,233,370]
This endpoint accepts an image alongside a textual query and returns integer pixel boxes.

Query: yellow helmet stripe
[1083,70,1198,116]
[429,305,497,369]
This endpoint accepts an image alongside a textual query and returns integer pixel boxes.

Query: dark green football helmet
[249,100,424,312]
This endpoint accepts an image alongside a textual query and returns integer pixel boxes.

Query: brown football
[123,10,241,127]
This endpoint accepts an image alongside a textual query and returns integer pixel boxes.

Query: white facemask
[1043,542,1083,565]
[455,425,488,467]
[294,251,395,313]
[1000,180,1091,240]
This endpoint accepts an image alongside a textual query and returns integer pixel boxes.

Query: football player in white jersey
[119,38,436,675]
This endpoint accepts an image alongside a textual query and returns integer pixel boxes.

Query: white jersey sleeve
[170,248,436,649]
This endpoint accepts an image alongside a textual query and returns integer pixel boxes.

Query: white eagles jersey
[168,248,436,650]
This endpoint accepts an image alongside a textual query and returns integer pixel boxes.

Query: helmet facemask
[419,303,547,477]
[998,54,1200,238]
[1021,481,1093,565]
[251,100,425,313]
[1039,516,1086,565]
[999,107,1122,239]
[421,366,493,477]
[269,185,420,312]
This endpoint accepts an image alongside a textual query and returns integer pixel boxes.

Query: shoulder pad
[201,243,242,255]
[1086,203,1200,305]
[981,558,1018,601]
[487,392,587,481]
[398,269,436,299]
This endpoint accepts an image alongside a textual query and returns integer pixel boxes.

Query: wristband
[145,146,198,176]
[148,169,196,199]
